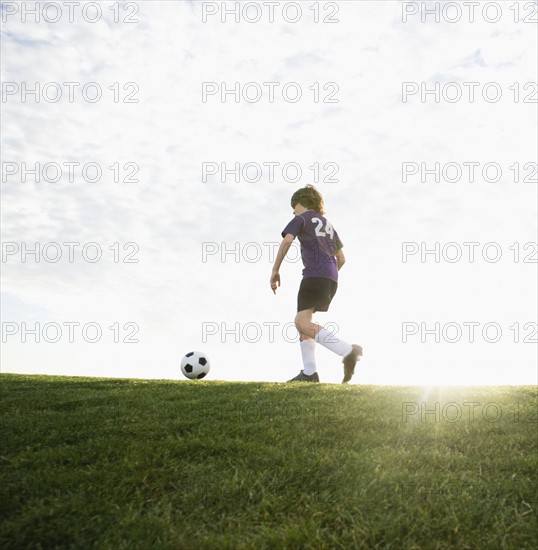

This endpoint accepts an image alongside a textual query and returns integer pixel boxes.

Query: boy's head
[290,184,325,216]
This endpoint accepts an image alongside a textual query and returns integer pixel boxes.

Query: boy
[270,184,362,383]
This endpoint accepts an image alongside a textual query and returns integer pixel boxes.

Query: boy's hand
[270,271,280,294]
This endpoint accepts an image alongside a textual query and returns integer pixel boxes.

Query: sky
[1,0,537,385]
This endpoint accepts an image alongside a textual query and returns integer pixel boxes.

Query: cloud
[2,1,536,383]
[456,49,487,68]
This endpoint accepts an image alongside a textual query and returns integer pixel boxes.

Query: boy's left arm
[335,248,345,271]
[270,233,295,294]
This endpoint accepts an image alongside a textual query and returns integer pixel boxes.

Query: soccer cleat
[342,344,363,383]
[287,370,320,383]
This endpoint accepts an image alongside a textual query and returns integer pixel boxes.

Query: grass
[0,374,537,549]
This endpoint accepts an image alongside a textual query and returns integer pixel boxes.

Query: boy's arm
[270,233,295,294]
[335,248,345,271]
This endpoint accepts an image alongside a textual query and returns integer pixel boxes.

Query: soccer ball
[181,351,210,380]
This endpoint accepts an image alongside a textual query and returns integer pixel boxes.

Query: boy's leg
[295,309,352,356]
[300,336,316,376]
[287,307,320,382]
[295,309,362,383]
[296,307,317,376]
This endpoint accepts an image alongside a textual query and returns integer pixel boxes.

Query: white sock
[300,339,316,375]
[315,328,353,357]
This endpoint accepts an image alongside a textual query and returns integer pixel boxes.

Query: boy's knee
[294,315,305,333]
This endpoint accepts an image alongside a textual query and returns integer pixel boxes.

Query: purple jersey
[281,210,343,282]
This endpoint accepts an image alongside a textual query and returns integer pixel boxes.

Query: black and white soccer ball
[180,351,210,380]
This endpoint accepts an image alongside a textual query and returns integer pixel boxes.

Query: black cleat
[342,344,363,383]
[287,370,320,383]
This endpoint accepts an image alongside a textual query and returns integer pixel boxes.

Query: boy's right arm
[270,233,295,293]
[273,233,295,272]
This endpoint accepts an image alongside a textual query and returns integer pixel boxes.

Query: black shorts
[297,277,338,313]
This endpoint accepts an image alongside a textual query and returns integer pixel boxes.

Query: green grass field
[1,374,536,549]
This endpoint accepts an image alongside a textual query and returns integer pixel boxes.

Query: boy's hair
[290,184,325,215]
